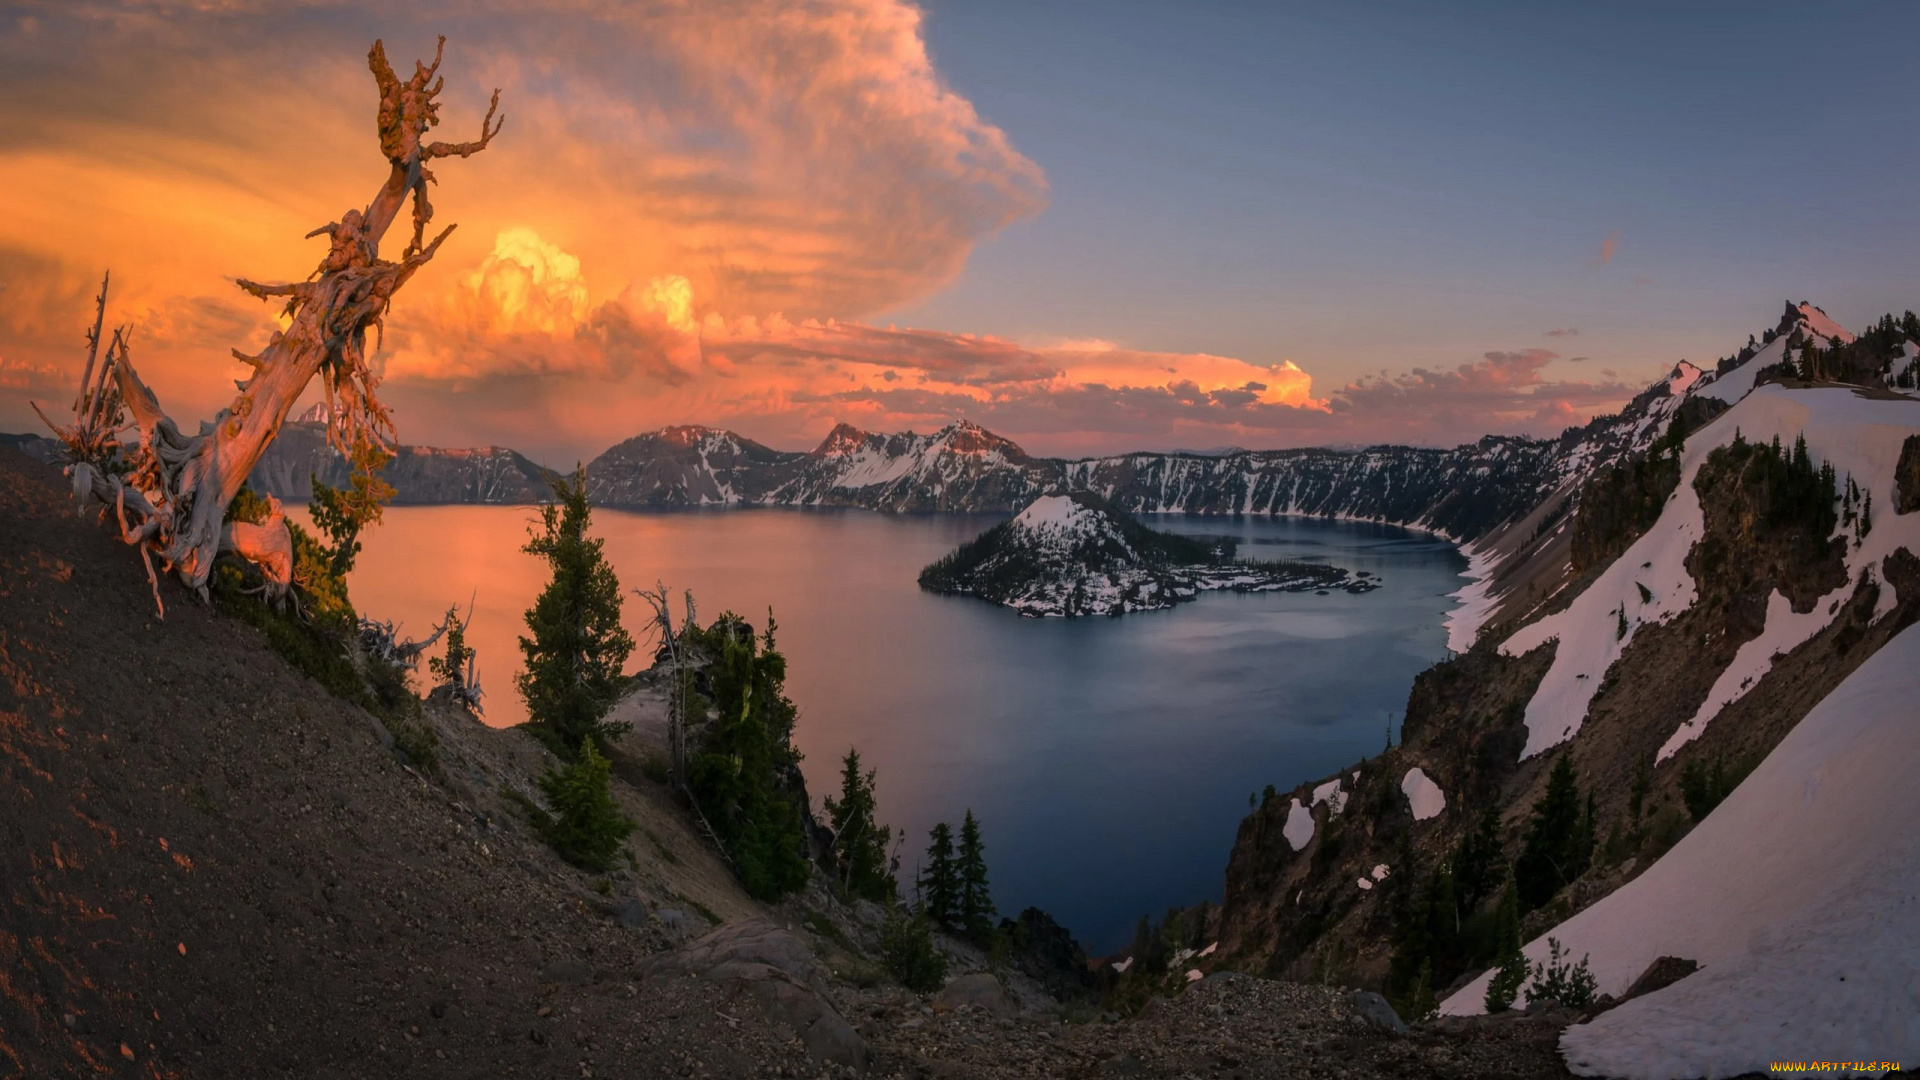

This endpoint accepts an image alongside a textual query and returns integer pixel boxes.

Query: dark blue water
[339,506,1466,953]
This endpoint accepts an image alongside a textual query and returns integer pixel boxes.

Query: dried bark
[38,38,502,613]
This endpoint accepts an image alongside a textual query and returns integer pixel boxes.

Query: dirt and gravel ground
[0,447,1576,1079]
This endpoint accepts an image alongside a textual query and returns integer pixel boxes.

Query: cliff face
[577,423,1605,542]
[1213,378,1920,1011]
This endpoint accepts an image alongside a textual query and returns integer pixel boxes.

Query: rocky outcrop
[646,918,870,1070]
[932,972,1017,1019]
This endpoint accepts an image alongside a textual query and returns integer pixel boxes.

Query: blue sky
[900,0,1920,387]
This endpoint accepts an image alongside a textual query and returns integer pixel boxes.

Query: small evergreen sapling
[880,904,949,994]
[1484,880,1527,1013]
[533,741,634,872]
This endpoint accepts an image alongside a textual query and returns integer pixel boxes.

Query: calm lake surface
[331,505,1466,952]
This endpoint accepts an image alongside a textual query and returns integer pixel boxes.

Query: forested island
[919,493,1374,617]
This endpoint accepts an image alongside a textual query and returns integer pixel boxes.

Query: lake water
[330,505,1466,952]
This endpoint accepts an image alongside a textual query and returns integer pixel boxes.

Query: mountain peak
[1777,301,1856,345]
[651,424,731,448]
[814,422,872,456]
[935,418,1026,459]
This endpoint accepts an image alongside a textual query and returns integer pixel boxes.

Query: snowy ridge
[1443,622,1920,1079]
[1500,384,1920,758]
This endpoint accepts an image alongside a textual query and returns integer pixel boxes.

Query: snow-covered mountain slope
[585,425,803,507]
[1502,384,1920,758]
[1212,300,1920,1010]
[918,492,1362,617]
[1443,620,1920,1078]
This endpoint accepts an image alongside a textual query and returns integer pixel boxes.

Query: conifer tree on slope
[957,809,994,940]
[686,613,810,900]
[1515,752,1588,912]
[824,747,898,903]
[921,822,959,930]
[518,468,635,757]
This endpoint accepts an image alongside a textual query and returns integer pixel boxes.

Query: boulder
[1621,956,1699,1004]
[933,972,1017,1020]
[1345,990,1408,1036]
[646,918,869,1070]
[611,897,649,929]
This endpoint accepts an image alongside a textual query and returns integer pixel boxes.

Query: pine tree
[1451,804,1506,913]
[1571,792,1597,880]
[1483,879,1527,1013]
[823,748,897,903]
[920,822,959,930]
[686,613,810,900]
[1514,753,1584,913]
[1628,758,1651,835]
[533,741,634,872]
[956,809,994,941]
[518,469,635,756]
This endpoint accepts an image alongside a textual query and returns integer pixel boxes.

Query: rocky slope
[920,492,1364,617]
[1207,304,1920,1069]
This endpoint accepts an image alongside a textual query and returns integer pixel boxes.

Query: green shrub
[1641,802,1690,860]
[1524,938,1596,1009]
[880,906,948,994]
[1483,881,1526,1013]
[531,742,634,872]
[1679,753,1754,822]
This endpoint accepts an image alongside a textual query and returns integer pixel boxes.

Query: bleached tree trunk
[37,38,502,614]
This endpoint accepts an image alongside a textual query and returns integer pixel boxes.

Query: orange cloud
[0,0,1044,429]
[1596,230,1620,265]
[367,226,1336,459]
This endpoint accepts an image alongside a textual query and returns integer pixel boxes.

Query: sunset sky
[5,1,1920,463]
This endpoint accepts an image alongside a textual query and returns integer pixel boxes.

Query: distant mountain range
[7,302,1880,555]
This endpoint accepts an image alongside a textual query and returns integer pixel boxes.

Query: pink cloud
[1596,230,1620,265]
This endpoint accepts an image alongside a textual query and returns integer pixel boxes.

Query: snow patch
[1445,622,1920,1078]
[1370,864,1391,881]
[1282,798,1315,851]
[1657,589,1834,761]
[1311,777,1348,816]
[1401,767,1446,821]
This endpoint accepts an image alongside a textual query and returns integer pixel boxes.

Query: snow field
[1442,622,1920,1078]
[1502,384,1920,758]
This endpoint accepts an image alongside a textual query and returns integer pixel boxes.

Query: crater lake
[325,505,1469,952]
